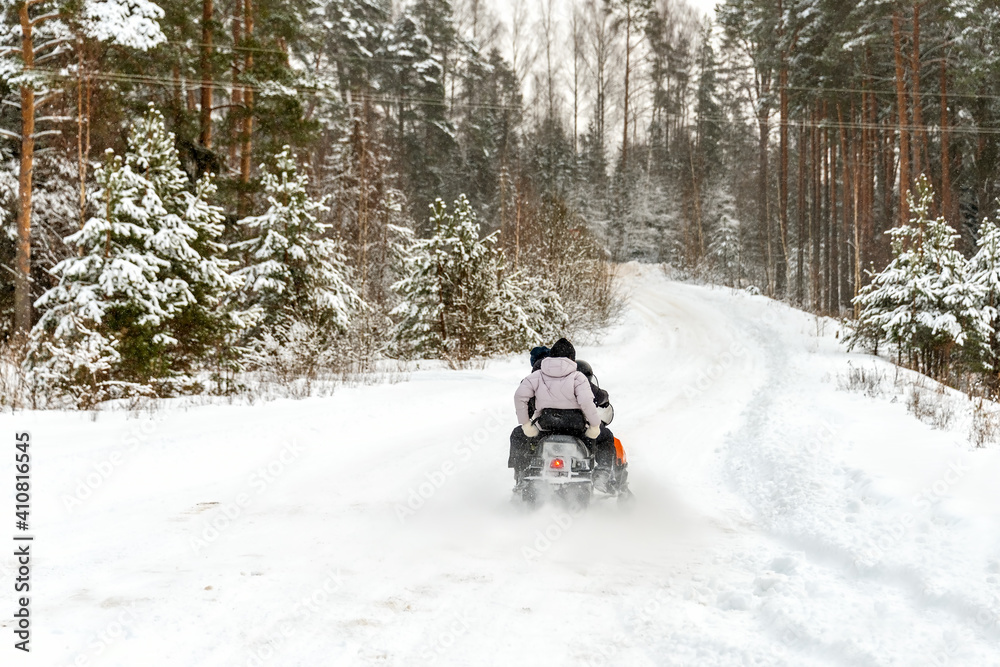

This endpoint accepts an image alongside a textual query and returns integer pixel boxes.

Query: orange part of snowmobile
[613,437,627,465]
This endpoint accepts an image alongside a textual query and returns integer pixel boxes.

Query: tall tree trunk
[760,111,772,295]
[14,1,36,336]
[777,65,789,298]
[621,1,631,169]
[77,41,93,236]
[829,118,839,314]
[853,120,862,316]
[822,110,831,313]
[882,110,896,264]
[859,81,873,301]
[357,98,371,290]
[910,2,926,182]
[862,79,874,276]
[940,59,953,223]
[839,103,853,310]
[893,11,911,226]
[230,0,243,168]
[812,105,822,312]
[238,0,255,217]
[200,0,214,148]
[797,120,806,305]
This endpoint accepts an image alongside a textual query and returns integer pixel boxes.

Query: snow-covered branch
[81,0,165,50]
[29,11,64,27]
[35,92,62,108]
[35,37,70,53]
[35,48,69,65]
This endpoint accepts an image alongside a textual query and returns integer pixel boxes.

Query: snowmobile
[519,433,596,509]
[518,412,632,510]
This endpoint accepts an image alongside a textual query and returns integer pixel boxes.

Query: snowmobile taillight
[550,458,565,470]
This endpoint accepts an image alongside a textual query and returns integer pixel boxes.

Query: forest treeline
[4,0,1000,401]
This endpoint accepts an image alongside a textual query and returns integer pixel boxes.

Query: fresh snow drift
[3,264,1000,666]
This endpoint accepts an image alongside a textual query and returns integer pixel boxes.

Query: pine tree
[382,10,457,227]
[489,253,567,352]
[392,194,565,360]
[849,177,990,378]
[391,195,495,360]
[324,108,412,309]
[317,0,388,95]
[0,0,167,336]
[706,187,743,287]
[233,146,361,336]
[455,46,522,221]
[29,105,235,391]
[969,217,1000,378]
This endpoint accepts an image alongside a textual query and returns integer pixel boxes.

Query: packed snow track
[5,264,1000,666]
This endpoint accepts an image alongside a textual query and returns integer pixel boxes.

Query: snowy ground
[4,264,1000,666]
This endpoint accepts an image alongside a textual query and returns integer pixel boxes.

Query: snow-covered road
[5,264,1000,666]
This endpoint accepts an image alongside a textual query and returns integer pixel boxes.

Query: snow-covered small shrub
[905,382,955,430]
[24,322,159,410]
[0,340,30,411]
[240,319,354,399]
[837,363,887,398]
[970,398,1000,448]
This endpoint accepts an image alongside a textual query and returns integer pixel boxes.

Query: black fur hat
[550,338,576,361]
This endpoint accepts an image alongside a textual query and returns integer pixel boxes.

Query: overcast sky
[688,0,719,17]
[478,0,721,130]
[485,0,720,35]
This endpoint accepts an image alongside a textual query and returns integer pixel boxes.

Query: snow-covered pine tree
[1,0,167,337]
[706,187,742,287]
[29,105,235,394]
[849,177,990,378]
[318,112,415,373]
[324,111,412,308]
[488,252,567,353]
[78,0,166,49]
[391,195,495,360]
[128,106,238,373]
[969,217,1000,377]
[233,146,361,337]
[392,194,565,360]
[382,11,456,226]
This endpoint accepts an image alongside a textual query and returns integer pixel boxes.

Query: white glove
[585,424,601,439]
[521,422,540,438]
[596,404,614,425]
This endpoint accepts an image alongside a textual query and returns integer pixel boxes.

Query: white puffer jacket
[514,357,602,429]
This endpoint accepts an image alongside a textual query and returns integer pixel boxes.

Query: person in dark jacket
[530,345,550,371]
